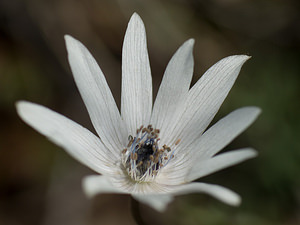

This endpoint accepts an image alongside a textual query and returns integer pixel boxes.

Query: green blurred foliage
[0,0,299,224]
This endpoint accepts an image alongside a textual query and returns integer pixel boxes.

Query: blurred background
[0,0,299,224]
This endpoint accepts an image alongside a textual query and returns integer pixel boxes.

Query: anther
[152,145,156,152]
[175,139,181,145]
[127,136,134,147]
[122,148,127,154]
[149,155,154,161]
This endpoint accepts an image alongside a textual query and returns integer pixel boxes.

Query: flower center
[121,125,178,182]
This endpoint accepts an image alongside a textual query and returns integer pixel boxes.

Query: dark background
[0,0,299,224]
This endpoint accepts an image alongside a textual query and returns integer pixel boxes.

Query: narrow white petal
[158,107,260,185]
[16,101,116,175]
[151,39,194,135]
[82,175,126,198]
[121,13,152,135]
[192,107,261,159]
[65,35,127,156]
[173,182,241,206]
[172,107,260,164]
[187,148,257,182]
[200,107,260,157]
[165,55,250,149]
[132,194,174,212]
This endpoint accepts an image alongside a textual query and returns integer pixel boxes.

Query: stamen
[122,124,177,182]
[127,136,133,147]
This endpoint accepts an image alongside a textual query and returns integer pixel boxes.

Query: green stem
[130,197,148,225]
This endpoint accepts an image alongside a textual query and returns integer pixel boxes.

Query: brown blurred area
[0,0,300,224]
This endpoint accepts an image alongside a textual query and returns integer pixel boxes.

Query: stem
[130,197,148,225]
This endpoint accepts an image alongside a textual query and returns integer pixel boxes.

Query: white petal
[65,35,127,157]
[151,39,194,135]
[172,107,260,164]
[16,101,117,175]
[192,106,261,159]
[197,107,261,158]
[121,13,152,135]
[165,55,250,148]
[158,107,260,185]
[83,175,174,212]
[132,194,174,212]
[82,175,126,198]
[173,182,241,206]
[107,174,174,194]
[187,148,257,181]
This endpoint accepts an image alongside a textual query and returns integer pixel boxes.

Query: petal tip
[64,35,79,51]
[15,100,25,110]
[16,100,33,118]
[241,106,262,119]
[241,55,251,63]
[254,106,262,115]
[64,34,76,45]
[248,148,258,158]
[241,148,259,159]
[64,34,72,41]
[230,195,241,206]
[219,187,241,206]
[129,12,143,26]
[232,54,251,63]
[132,12,140,18]
[186,38,195,47]
[223,55,251,65]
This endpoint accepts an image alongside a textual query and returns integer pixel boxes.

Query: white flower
[16,13,260,212]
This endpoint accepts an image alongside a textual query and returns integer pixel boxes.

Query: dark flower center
[121,125,179,182]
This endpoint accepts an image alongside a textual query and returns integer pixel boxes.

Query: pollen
[121,124,176,182]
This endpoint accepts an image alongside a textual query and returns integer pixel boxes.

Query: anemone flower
[16,13,260,212]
